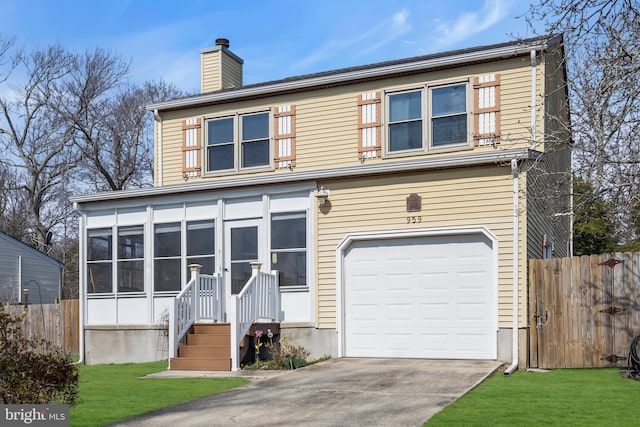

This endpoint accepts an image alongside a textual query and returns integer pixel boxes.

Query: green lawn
[426,368,638,426]
[70,362,248,427]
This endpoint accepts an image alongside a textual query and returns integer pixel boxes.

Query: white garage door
[343,233,496,359]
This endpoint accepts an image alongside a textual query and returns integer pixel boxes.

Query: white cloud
[430,0,515,48]
[359,9,412,55]
[291,8,412,72]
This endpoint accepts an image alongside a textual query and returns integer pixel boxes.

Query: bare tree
[0,165,31,240]
[0,45,79,249]
[525,0,640,247]
[61,49,183,191]
[0,33,17,86]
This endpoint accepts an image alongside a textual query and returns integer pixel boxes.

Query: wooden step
[192,323,230,334]
[170,322,232,371]
[179,345,230,358]
[186,333,230,347]
[170,357,230,371]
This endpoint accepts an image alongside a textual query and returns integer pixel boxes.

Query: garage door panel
[344,233,495,359]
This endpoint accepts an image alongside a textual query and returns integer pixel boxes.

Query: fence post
[189,264,202,322]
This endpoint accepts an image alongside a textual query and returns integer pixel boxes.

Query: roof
[70,148,541,206]
[0,232,64,268]
[148,34,562,112]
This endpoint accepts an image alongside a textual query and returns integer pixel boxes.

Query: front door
[224,219,263,295]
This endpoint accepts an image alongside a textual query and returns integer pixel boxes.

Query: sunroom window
[271,212,307,288]
[187,220,215,275]
[117,225,144,293]
[153,220,216,292]
[87,228,113,294]
[154,223,181,292]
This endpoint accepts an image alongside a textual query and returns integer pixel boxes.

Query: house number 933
[406,216,422,224]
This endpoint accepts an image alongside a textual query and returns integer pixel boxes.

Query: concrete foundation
[279,323,338,360]
[83,323,527,368]
[84,324,168,365]
[497,327,528,368]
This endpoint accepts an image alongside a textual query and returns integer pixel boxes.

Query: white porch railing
[228,262,280,371]
[169,265,223,362]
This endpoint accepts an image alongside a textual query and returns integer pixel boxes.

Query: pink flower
[255,329,263,338]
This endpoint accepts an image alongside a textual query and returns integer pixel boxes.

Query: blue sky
[1,0,538,94]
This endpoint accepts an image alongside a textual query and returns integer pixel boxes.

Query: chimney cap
[215,38,230,48]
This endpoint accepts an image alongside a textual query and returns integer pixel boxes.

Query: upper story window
[207,118,234,171]
[388,91,422,151]
[386,81,470,155]
[431,84,467,147]
[206,111,270,172]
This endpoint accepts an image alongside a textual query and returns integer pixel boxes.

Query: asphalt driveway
[112,358,502,427]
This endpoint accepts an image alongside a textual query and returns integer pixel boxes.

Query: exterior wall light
[316,186,330,204]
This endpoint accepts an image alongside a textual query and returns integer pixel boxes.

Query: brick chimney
[200,38,244,93]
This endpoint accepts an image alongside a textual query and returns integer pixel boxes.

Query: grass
[426,368,639,426]
[70,361,248,427]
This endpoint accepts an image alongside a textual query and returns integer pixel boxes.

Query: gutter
[504,158,520,375]
[70,148,540,205]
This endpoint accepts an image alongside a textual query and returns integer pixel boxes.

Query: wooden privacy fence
[529,253,640,369]
[5,299,79,355]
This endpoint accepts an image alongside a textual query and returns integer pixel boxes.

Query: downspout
[530,49,537,149]
[73,202,85,365]
[504,158,520,375]
[154,109,163,186]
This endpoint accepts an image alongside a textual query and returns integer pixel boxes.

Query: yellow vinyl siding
[315,165,525,329]
[201,51,221,93]
[220,53,242,89]
[161,119,184,183]
[158,56,540,185]
[295,95,358,170]
[500,65,537,145]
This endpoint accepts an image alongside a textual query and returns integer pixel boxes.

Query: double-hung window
[388,91,422,152]
[386,81,470,154]
[207,118,234,171]
[241,113,270,168]
[431,84,468,147]
[271,212,307,288]
[206,111,270,172]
